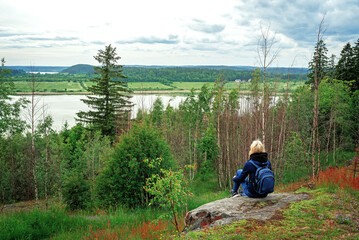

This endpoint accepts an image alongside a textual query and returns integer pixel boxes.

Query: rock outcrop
[184,193,310,232]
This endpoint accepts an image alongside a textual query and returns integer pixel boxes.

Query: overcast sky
[1,0,358,67]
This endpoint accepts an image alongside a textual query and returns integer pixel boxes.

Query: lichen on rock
[183,193,311,232]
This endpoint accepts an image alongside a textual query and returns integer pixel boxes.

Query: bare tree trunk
[226,105,231,188]
[312,79,319,179]
[217,85,223,189]
[257,23,279,145]
[42,106,49,206]
[326,110,333,163]
[269,108,275,158]
[277,64,292,162]
[333,113,336,164]
[312,17,325,180]
[188,129,192,180]
[28,73,40,203]
[316,119,321,173]
[57,136,63,201]
[193,118,199,179]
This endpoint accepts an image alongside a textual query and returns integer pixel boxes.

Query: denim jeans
[232,169,254,197]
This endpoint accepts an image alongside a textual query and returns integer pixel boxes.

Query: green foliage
[76,44,132,137]
[318,78,353,149]
[197,124,219,175]
[61,123,86,171]
[95,122,174,208]
[349,90,359,146]
[0,58,28,136]
[282,132,307,182]
[151,97,164,127]
[0,134,31,203]
[306,39,330,86]
[335,39,359,92]
[62,172,90,210]
[287,85,313,141]
[144,159,193,232]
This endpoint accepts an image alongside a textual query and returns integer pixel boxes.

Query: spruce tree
[306,39,329,86]
[352,39,359,92]
[76,45,132,137]
[335,42,355,83]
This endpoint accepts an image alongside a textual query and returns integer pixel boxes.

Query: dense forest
[5,65,307,84]
[1,34,359,239]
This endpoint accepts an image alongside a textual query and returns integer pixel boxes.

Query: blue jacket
[233,152,272,198]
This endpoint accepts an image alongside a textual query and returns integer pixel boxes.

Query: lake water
[10,94,278,131]
[10,95,187,131]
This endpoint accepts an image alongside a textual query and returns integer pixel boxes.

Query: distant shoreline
[13,90,289,96]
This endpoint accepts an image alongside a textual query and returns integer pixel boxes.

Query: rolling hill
[60,64,95,75]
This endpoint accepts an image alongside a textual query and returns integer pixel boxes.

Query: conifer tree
[306,39,329,86]
[352,39,359,91]
[76,45,132,137]
[335,42,355,83]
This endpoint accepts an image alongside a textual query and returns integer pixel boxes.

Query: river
[10,94,187,131]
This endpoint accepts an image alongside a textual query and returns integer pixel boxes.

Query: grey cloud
[0,27,29,38]
[25,36,79,41]
[234,0,359,47]
[1,45,28,49]
[117,35,179,44]
[0,32,20,37]
[192,45,219,51]
[2,44,54,49]
[189,19,226,34]
[91,41,106,45]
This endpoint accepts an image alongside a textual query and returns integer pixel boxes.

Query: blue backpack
[249,160,275,195]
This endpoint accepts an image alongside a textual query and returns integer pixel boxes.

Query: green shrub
[62,172,90,210]
[95,121,174,208]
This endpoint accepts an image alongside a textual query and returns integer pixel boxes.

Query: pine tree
[76,45,132,137]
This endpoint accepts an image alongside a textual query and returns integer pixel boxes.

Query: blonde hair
[249,140,265,156]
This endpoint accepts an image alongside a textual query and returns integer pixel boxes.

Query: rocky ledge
[184,193,311,232]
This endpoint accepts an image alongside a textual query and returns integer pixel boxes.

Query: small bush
[96,122,174,208]
[62,172,90,210]
[317,167,359,190]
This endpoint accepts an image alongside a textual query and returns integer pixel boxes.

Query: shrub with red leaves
[317,167,359,190]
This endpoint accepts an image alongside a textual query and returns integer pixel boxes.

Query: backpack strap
[249,160,269,169]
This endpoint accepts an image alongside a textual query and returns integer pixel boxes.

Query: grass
[14,81,84,92]
[0,208,90,240]
[12,80,306,94]
[171,82,215,91]
[52,207,173,240]
[0,176,227,240]
[128,82,174,91]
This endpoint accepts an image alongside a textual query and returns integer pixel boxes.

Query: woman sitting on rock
[231,140,274,198]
